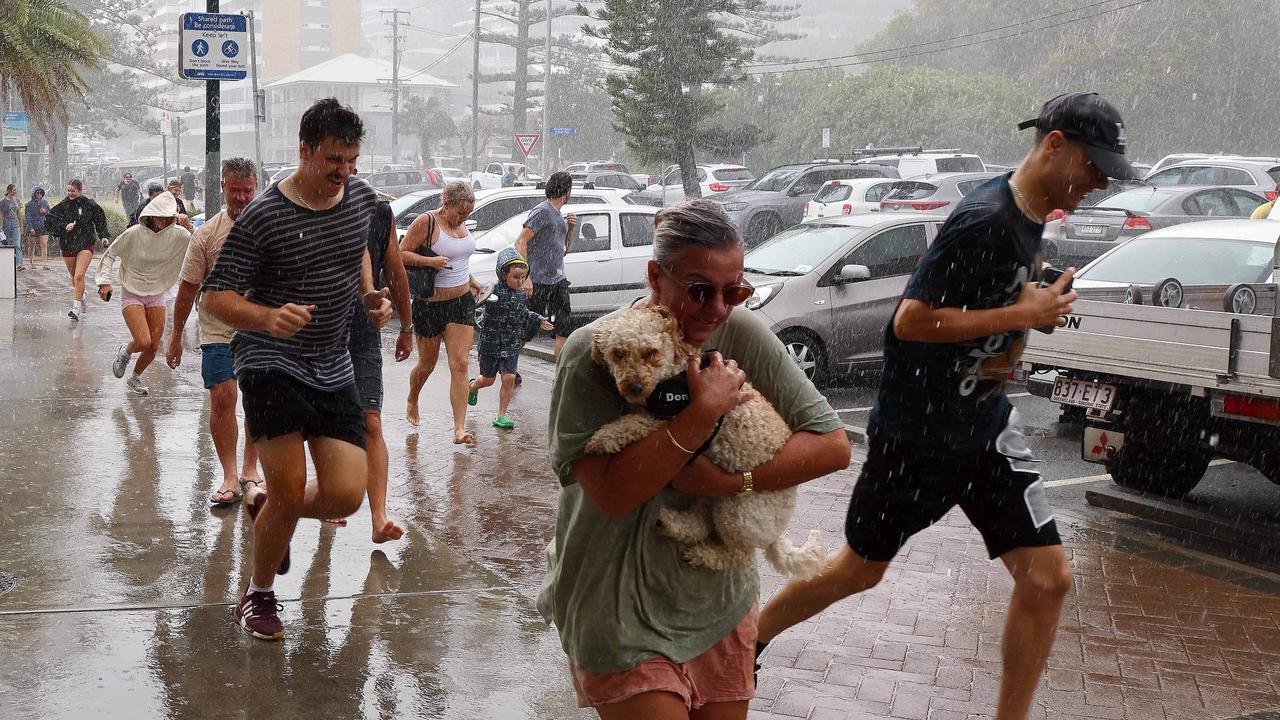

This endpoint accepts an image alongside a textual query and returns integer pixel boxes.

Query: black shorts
[478,353,519,377]
[845,407,1059,562]
[238,370,367,449]
[413,292,475,338]
[350,348,383,412]
[528,281,573,339]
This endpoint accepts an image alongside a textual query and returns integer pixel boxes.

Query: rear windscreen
[813,184,852,203]
[712,168,754,182]
[883,182,938,201]
[935,157,986,173]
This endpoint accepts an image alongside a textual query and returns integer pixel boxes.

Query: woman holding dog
[538,199,851,719]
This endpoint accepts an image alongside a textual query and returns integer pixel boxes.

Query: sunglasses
[661,266,754,306]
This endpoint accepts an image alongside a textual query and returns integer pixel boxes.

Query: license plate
[1052,378,1117,410]
[1077,224,1106,236]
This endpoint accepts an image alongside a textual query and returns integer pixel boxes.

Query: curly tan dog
[585,306,826,578]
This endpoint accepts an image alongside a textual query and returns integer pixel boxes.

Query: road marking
[1008,392,1030,398]
[1045,459,1234,487]
[835,406,873,413]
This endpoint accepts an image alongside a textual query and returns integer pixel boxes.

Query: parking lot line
[1044,459,1234,488]
[835,406,874,413]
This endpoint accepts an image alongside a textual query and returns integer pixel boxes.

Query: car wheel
[746,214,782,247]
[1223,283,1257,314]
[777,329,827,385]
[1152,277,1183,308]
[1107,440,1208,499]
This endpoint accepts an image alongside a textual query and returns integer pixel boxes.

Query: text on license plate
[1077,225,1106,235]
[1052,378,1117,410]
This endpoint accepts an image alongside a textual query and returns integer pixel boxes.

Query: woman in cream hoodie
[96,192,193,395]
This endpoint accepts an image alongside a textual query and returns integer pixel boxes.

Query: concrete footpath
[2,272,1279,719]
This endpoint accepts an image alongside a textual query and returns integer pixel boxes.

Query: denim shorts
[477,353,519,378]
[200,343,235,389]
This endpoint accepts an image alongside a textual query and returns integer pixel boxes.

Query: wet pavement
[4,270,1280,719]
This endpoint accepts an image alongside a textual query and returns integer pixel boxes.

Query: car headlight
[721,202,748,212]
[745,284,780,310]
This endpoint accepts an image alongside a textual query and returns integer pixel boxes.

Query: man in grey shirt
[515,170,578,359]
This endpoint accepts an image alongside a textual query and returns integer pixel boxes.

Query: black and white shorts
[844,407,1060,562]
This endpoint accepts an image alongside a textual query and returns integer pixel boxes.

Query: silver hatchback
[743,214,944,382]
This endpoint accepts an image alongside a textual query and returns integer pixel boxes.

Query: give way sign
[514,133,540,158]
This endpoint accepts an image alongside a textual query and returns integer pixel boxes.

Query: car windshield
[712,167,754,182]
[934,157,985,173]
[744,223,866,273]
[1080,236,1276,285]
[476,210,533,253]
[883,182,937,201]
[747,167,804,192]
[1091,188,1166,212]
[813,184,852,203]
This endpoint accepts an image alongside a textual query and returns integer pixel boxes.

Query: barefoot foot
[323,517,348,527]
[406,401,420,427]
[453,430,476,445]
[372,518,404,544]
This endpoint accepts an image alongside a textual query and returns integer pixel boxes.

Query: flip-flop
[492,415,515,430]
[238,477,265,495]
[211,488,242,506]
[467,378,478,406]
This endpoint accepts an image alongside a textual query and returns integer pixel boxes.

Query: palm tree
[0,0,108,138]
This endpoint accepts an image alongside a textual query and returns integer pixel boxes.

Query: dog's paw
[658,506,711,544]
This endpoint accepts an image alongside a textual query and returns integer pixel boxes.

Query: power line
[401,20,465,38]
[747,0,1153,76]
[400,30,476,80]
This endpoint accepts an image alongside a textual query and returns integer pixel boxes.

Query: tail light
[1268,191,1278,202]
[830,180,841,186]
[804,202,811,214]
[709,182,730,192]
[1222,394,1280,422]
[841,203,852,214]
[1122,215,1152,230]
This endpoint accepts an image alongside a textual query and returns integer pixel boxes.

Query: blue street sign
[550,127,577,136]
[179,13,249,81]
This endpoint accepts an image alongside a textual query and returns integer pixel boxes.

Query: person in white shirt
[96,191,193,395]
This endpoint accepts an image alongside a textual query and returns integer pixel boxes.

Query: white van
[854,152,985,179]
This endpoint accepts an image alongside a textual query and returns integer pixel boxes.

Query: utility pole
[381,9,408,165]
[543,0,551,176]
[173,113,181,181]
[244,9,264,189]
[472,0,481,172]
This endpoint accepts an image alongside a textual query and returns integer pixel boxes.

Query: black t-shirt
[870,174,1043,454]
[118,181,141,205]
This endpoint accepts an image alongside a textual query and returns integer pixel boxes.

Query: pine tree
[581,0,793,197]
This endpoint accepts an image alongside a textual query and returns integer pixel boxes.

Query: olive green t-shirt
[536,306,844,673]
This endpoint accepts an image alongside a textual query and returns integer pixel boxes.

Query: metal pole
[472,0,480,172]
[162,131,169,185]
[543,0,551,177]
[245,9,263,189]
[174,114,180,184]
[381,9,406,165]
[205,0,221,213]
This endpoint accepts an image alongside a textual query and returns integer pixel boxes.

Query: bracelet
[740,470,754,494]
[665,427,695,454]
[399,323,415,335]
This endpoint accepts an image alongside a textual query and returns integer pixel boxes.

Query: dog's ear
[590,327,607,366]
[652,305,680,338]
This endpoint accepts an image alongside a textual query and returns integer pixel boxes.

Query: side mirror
[787,185,808,197]
[837,264,872,282]
[464,219,478,231]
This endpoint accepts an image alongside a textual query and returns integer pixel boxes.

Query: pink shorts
[568,604,758,711]
[120,289,167,309]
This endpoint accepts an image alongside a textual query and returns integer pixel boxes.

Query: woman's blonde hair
[441,180,475,208]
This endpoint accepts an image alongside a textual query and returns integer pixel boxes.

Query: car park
[390,185,637,241]
[742,213,944,381]
[803,178,898,220]
[1143,158,1280,197]
[471,162,542,190]
[878,171,1000,217]
[469,204,661,315]
[1061,185,1267,267]
[635,164,757,206]
[854,151,985,177]
[712,162,898,246]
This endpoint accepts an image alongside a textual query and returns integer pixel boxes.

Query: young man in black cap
[756,92,1137,720]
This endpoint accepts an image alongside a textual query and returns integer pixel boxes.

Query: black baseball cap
[1018,92,1139,180]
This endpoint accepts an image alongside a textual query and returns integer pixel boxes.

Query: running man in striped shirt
[202,98,394,641]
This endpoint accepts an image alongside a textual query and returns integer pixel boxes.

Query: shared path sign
[179,13,248,80]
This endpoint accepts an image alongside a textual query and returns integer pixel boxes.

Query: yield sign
[514,133,540,158]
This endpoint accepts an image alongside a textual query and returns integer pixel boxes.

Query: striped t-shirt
[202,177,375,390]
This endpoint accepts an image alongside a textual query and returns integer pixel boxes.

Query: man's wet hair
[545,171,572,200]
[298,97,365,152]
[222,157,257,181]
[68,179,83,191]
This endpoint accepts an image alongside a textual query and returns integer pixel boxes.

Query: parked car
[854,152,985,177]
[390,185,637,241]
[713,162,899,246]
[471,162,542,190]
[878,172,1000,217]
[803,178,899,220]
[1079,179,1149,208]
[1143,159,1280,198]
[635,164,757,206]
[1071,219,1279,304]
[563,161,630,175]
[569,171,646,193]
[469,204,661,315]
[1147,153,1280,175]
[742,213,945,381]
[1060,185,1267,267]
[366,168,441,198]
[433,166,468,182]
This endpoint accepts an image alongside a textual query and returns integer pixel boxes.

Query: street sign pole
[244,9,263,188]
[207,0,221,213]
[181,6,247,213]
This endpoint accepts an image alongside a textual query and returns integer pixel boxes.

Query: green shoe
[493,415,515,430]
[467,378,478,407]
